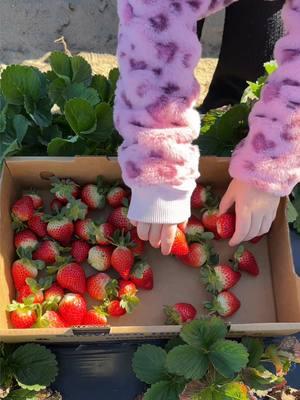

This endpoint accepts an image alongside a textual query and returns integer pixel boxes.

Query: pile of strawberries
[7,177,263,329]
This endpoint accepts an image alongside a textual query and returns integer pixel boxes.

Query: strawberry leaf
[241,337,264,367]
[64,99,96,135]
[144,380,186,400]
[241,367,285,390]
[91,75,110,103]
[132,345,168,385]
[221,382,249,400]
[71,55,92,86]
[49,52,72,84]
[5,388,39,400]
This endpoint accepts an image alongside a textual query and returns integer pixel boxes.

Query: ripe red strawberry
[88,246,112,271]
[216,213,236,240]
[40,311,66,328]
[233,247,259,276]
[202,209,219,234]
[47,217,74,245]
[95,223,114,246]
[50,198,64,214]
[44,283,64,303]
[75,218,95,242]
[201,264,241,293]
[8,301,37,329]
[107,300,126,317]
[87,272,113,301]
[71,240,91,263]
[51,178,80,204]
[33,240,62,264]
[129,229,145,256]
[12,258,40,290]
[108,207,133,232]
[205,291,241,318]
[12,196,34,222]
[250,235,265,244]
[111,246,134,280]
[14,229,38,251]
[58,293,87,326]
[178,242,209,268]
[57,262,86,294]
[118,280,139,313]
[165,303,197,324]
[23,191,43,209]
[186,216,204,238]
[82,308,108,326]
[107,186,127,208]
[191,184,211,209]
[130,261,153,290]
[17,281,44,304]
[28,212,47,238]
[170,228,189,256]
[81,183,106,210]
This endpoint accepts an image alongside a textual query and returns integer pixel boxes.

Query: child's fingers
[137,222,151,241]
[161,224,177,256]
[258,215,273,236]
[244,214,262,242]
[229,204,251,246]
[130,220,137,227]
[219,190,235,215]
[149,224,162,248]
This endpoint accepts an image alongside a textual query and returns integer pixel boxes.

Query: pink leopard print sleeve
[230,0,300,196]
[114,0,237,224]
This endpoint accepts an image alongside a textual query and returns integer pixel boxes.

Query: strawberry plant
[0,342,61,399]
[132,317,300,400]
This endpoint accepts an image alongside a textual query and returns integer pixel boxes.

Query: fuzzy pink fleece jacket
[114,0,300,224]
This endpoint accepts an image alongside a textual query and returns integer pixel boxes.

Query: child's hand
[130,222,186,256]
[219,179,280,247]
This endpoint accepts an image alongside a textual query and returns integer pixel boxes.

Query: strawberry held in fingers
[57,262,86,294]
[170,228,189,256]
[58,293,87,326]
[47,216,74,245]
[216,213,236,240]
[205,291,241,318]
[107,186,127,208]
[28,212,48,238]
[14,229,38,251]
[71,240,91,263]
[95,223,114,246]
[130,261,153,290]
[201,264,241,294]
[233,246,260,276]
[88,245,112,271]
[50,177,80,204]
[75,218,95,242]
[108,207,133,232]
[87,272,114,301]
[165,303,197,325]
[8,301,37,329]
[202,209,219,234]
[82,308,108,326]
[12,196,35,222]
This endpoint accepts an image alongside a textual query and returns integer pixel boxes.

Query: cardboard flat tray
[0,156,300,342]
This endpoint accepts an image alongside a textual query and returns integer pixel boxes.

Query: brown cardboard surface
[0,156,300,342]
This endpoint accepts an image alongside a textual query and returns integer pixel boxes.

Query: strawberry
[57,262,86,294]
[71,240,91,263]
[129,229,145,256]
[47,216,74,245]
[205,291,241,318]
[201,264,241,294]
[58,293,87,326]
[14,229,38,251]
[75,218,96,242]
[88,246,112,271]
[11,196,34,222]
[8,301,37,329]
[186,216,204,238]
[50,178,80,204]
[130,261,153,290]
[107,186,127,208]
[28,212,48,238]
[12,253,43,290]
[82,308,108,326]
[111,245,134,280]
[170,228,189,256]
[108,207,133,232]
[202,209,219,234]
[164,303,197,324]
[191,184,212,209]
[62,198,88,221]
[178,242,210,268]
[50,198,64,214]
[45,283,64,303]
[23,191,43,209]
[81,180,106,210]
[250,235,265,244]
[33,240,64,265]
[17,278,45,304]
[95,223,114,246]
[118,280,139,313]
[87,272,114,301]
[107,300,126,317]
[233,246,259,276]
[40,311,66,328]
[216,213,236,240]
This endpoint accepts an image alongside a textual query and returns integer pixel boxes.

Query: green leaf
[0,139,21,165]
[166,345,208,380]
[165,336,185,352]
[1,65,41,105]
[0,94,7,132]
[49,52,72,84]
[39,125,62,146]
[287,198,298,223]
[6,388,38,400]
[71,55,92,86]
[264,60,278,76]
[221,383,249,400]
[132,345,168,385]
[64,84,100,106]
[13,115,29,142]
[180,318,228,350]
[48,78,67,109]
[91,75,110,102]
[95,102,113,133]
[242,367,285,390]
[144,380,185,400]
[10,344,58,389]
[47,135,87,156]
[209,340,249,379]
[241,337,264,368]
[108,68,120,102]
[64,98,96,134]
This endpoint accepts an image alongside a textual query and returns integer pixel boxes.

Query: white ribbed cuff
[128,186,192,224]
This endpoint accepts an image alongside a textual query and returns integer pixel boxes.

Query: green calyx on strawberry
[232,246,260,276]
[12,248,45,290]
[130,260,153,290]
[17,276,52,304]
[61,198,88,221]
[50,177,80,204]
[87,273,116,301]
[7,298,38,329]
[118,280,140,313]
[81,176,109,210]
[33,240,70,265]
[201,263,241,294]
[204,291,241,318]
[164,303,197,325]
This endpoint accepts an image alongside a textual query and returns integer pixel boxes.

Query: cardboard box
[0,156,300,343]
